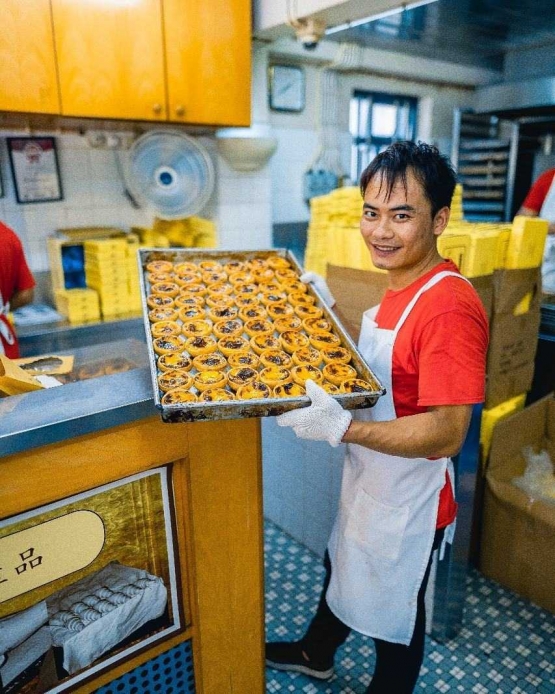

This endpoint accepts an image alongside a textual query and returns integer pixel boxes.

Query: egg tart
[208,282,234,296]
[342,378,375,393]
[181,319,213,338]
[275,268,297,281]
[228,351,259,369]
[151,281,180,298]
[174,261,199,275]
[321,346,352,365]
[158,370,193,392]
[152,336,184,356]
[229,271,255,285]
[224,260,245,274]
[194,370,228,392]
[259,348,293,369]
[182,283,207,297]
[288,291,315,306]
[267,302,294,319]
[184,336,217,357]
[244,319,274,338]
[258,282,283,295]
[321,382,341,394]
[281,279,307,294]
[274,316,302,333]
[280,330,309,353]
[309,331,341,350]
[162,388,197,405]
[174,272,202,287]
[259,366,291,388]
[253,268,275,284]
[303,317,333,334]
[175,294,204,309]
[274,381,306,398]
[266,255,292,270]
[205,293,234,308]
[193,352,227,371]
[147,294,175,310]
[291,364,323,386]
[200,388,235,402]
[292,346,321,367]
[149,306,178,323]
[208,305,239,321]
[234,283,259,296]
[247,258,268,271]
[239,305,266,322]
[157,353,193,372]
[147,271,174,284]
[202,270,228,285]
[147,260,174,274]
[227,366,258,391]
[250,334,281,355]
[322,363,357,386]
[198,260,223,272]
[213,319,244,339]
[178,306,205,322]
[235,295,259,308]
[151,320,181,338]
[217,336,250,356]
[294,304,324,320]
[260,292,287,306]
[236,381,271,400]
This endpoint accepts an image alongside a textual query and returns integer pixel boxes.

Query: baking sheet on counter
[138,248,385,423]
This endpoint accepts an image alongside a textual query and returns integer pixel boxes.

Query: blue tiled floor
[264,520,555,693]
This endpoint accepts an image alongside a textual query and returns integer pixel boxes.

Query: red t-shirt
[0,222,35,358]
[375,260,489,528]
[522,168,555,213]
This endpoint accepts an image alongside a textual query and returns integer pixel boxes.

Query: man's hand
[300,272,336,307]
[276,380,352,447]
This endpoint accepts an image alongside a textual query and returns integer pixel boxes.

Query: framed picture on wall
[7,136,63,204]
[269,65,305,113]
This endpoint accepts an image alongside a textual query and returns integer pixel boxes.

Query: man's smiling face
[360,168,448,285]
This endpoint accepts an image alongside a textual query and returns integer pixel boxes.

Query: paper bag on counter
[0,355,44,396]
[13,354,74,376]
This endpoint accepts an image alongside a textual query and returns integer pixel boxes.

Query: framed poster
[0,467,183,694]
[7,137,63,204]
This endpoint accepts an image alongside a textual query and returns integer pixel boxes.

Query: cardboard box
[480,394,555,613]
[492,267,542,316]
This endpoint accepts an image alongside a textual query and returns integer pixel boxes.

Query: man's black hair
[359,141,457,218]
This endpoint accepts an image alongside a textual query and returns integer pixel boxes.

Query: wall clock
[269,65,305,113]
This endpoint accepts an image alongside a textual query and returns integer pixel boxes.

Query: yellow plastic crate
[480,393,526,460]
[465,230,498,277]
[505,216,549,269]
[437,233,470,274]
[54,289,100,323]
[494,228,511,270]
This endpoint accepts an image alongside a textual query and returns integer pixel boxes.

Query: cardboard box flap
[493,267,542,315]
[487,476,555,527]
[488,394,555,480]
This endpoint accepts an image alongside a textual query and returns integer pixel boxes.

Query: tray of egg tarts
[138,248,385,423]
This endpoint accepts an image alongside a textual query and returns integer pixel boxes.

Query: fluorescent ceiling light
[325,0,439,36]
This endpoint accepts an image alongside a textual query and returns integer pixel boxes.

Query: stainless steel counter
[0,339,157,457]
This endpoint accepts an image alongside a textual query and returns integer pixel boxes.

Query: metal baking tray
[138,248,385,423]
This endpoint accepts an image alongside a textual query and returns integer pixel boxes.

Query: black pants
[301,529,445,694]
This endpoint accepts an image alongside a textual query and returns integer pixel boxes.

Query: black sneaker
[265,640,334,680]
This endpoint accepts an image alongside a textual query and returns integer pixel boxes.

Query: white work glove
[300,271,336,307]
[276,380,352,447]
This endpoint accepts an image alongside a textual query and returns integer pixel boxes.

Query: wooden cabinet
[0,0,60,114]
[163,0,251,126]
[51,0,167,121]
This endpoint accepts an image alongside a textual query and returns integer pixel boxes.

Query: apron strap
[393,271,471,338]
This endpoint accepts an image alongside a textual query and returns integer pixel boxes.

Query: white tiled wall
[0,129,274,274]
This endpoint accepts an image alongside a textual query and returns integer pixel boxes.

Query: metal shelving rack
[451,109,519,222]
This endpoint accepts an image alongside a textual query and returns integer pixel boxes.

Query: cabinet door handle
[175,105,185,117]
[152,103,162,115]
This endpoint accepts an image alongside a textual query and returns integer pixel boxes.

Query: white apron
[0,292,15,356]
[326,270,470,645]
[539,174,555,294]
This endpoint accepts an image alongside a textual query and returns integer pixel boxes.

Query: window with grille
[350,91,418,183]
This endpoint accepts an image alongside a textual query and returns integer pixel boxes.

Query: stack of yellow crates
[84,238,140,319]
[450,184,464,223]
[54,288,100,323]
[135,216,218,249]
[125,235,142,313]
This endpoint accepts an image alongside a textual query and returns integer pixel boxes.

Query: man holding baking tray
[266,142,488,693]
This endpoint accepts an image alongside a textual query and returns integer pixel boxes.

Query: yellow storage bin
[437,233,470,274]
[465,230,498,277]
[505,216,549,270]
[54,289,100,323]
[480,393,526,460]
[494,228,510,270]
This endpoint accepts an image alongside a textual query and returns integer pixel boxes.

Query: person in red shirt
[0,221,35,358]
[266,142,488,694]
[518,167,555,235]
